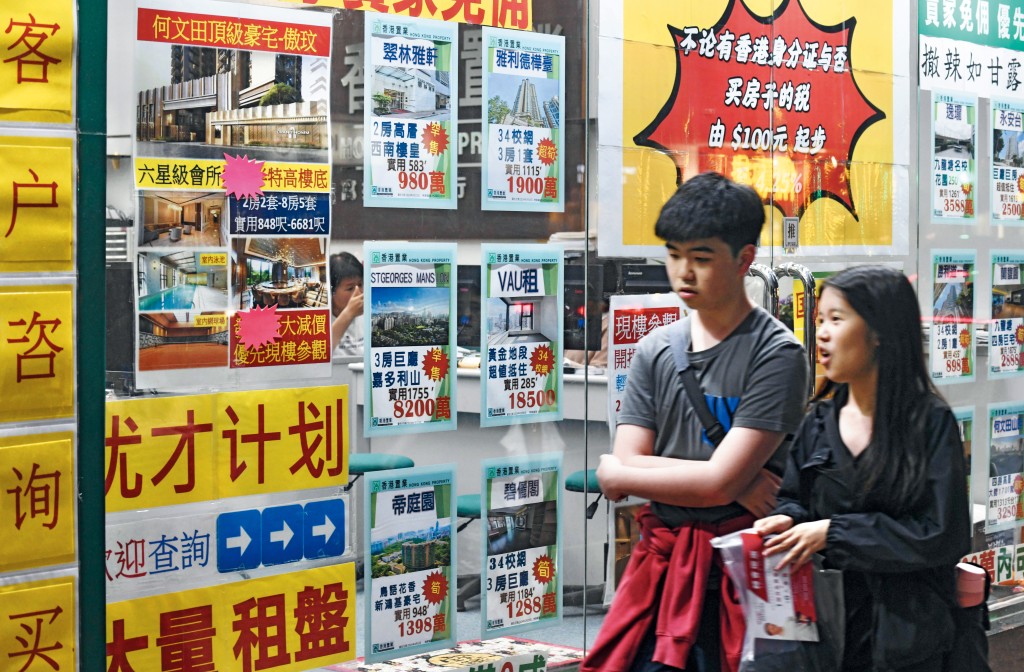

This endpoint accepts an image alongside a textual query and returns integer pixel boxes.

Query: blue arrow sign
[216,509,261,573]
[261,504,304,566]
[303,498,345,560]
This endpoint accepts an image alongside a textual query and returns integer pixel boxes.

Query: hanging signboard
[991,251,1024,378]
[133,0,333,390]
[931,91,977,224]
[480,27,564,212]
[364,465,456,663]
[363,16,458,209]
[986,402,1024,531]
[480,245,563,427]
[930,249,976,384]
[991,101,1024,224]
[480,453,561,637]
[364,242,457,436]
[607,293,686,434]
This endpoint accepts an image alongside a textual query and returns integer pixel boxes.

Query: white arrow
[311,516,336,543]
[226,527,251,555]
[270,521,294,549]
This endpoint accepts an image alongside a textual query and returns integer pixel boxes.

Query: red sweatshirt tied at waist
[581,505,753,672]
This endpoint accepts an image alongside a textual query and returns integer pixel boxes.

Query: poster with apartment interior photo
[132,0,333,389]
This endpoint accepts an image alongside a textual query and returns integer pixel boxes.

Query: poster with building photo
[987,403,1024,531]
[480,245,563,427]
[991,101,1024,224]
[364,242,457,437]
[932,91,976,223]
[480,27,564,212]
[481,453,562,637]
[608,294,687,434]
[991,251,1024,378]
[930,250,976,384]
[363,16,458,209]
[364,465,456,663]
[133,0,333,389]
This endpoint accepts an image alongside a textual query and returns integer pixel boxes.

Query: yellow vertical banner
[107,563,356,671]
[0,575,77,670]
[0,0,75,124]
[0,136,75,272]
[0,433,76,573]
[0,284,74,423]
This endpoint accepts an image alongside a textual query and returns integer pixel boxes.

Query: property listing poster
[480,27,565,212]
[364,242,457,437]
[954,406,974,512]
[364,465,455,663]
[363,16,458,209]
[991,251,1024,378]
[597,0,908,258]
[608,293,687,434]
[481,453,562,637]
[930,250,976,384]
[133,0,333,390]
[986,403,1024,532]
[740,532,819,642]
[480,245,563,427]
[991,101,1024,224]
[932,92,977,224]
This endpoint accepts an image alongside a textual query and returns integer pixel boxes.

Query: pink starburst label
[222,154,266,199]
[237,306,281,350]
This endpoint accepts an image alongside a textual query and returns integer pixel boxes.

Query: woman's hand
[753,514,794,536]
[736,469,782,518]
[596,454,627,502]
[762,519,830,571]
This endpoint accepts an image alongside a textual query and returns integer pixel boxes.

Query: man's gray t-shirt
[617,306,809,525]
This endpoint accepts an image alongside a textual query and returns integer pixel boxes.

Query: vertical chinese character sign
[0,284,74,422]
[931,92,977,223]
[608,294,686,434]
[930,250,976,383]
[986,403,1024,532]
[364,243,457,436]
[991,251,1024,377]
[0,136,75,273]
[133,0,333,389]
[0,575,76,670]
[481,245,563,427]
[481,28,565,212]
[364,16,458,209]
[0,0,75,124]
[364,465,455,663]
[991,101,1024,224]
[481,453,562,637]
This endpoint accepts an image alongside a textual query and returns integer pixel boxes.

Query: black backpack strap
[668,320,727,447]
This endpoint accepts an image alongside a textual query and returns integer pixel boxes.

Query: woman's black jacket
[772,396,971,670]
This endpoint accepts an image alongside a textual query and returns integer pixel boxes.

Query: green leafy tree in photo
[260,83,301,106]
[488,95,511,124]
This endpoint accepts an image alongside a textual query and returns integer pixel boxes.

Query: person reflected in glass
[330,252,364,355]
[754,266,971,672]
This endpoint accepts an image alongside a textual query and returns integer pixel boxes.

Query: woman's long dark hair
[814,266,939,516]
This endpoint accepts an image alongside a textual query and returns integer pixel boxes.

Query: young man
[582,172,809,672]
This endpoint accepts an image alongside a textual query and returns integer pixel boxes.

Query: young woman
[754,266,971,672]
